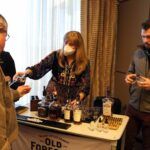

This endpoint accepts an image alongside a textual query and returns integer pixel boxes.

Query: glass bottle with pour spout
[64,99,73,122]
[73,97,82,124]
[48,90,61,121]
[102,87,113,117]
[37,86,50,117]
[9,74,26,89]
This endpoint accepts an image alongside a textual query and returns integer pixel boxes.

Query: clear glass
[102,97,113,117]
[82,107,101,122]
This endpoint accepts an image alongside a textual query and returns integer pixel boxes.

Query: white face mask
[63,44,76,56]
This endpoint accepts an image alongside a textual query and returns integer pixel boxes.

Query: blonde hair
[58,31,88,75]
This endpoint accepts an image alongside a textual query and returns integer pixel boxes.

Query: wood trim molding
[118,0,130,3]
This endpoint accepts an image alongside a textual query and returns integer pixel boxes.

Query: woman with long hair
[15,31,90,106]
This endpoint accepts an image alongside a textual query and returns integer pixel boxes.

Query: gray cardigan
[128,49,150,113]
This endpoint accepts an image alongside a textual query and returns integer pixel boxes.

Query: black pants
[124,105,150,150]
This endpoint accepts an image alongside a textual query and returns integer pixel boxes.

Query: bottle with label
[38,100,49,117]
[102,87,113,117]
[64,99,72,122]
[30,95,41,111]
[48,90,61,121]
[73,100,82,124]
[37,86,49,117]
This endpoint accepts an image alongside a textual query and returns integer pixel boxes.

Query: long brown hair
[58,31,88,75]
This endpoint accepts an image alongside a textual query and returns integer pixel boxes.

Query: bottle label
[103,100,112,116]
[38,107,48,117]
[64,109,70,120]
[73,109,82,122]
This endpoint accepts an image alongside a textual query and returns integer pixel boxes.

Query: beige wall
[115,0,150,110]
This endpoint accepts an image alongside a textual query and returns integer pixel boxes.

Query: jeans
[124,105,150,150]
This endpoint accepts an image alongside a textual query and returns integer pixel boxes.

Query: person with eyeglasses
[0,14,18,89]
[125,19,150,150]
[0,14,31,150]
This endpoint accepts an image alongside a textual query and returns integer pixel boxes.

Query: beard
[144,43,150,49]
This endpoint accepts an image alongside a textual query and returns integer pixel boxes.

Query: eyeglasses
[0,29,10,41]
[6,34,10,41]
[141,35,150,39]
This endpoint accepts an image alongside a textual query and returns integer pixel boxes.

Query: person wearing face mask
[14,31,90,106]
[124,19,150,150]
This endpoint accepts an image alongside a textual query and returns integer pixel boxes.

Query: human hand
[70,99,77,108]
[17,85,31,97]
[136,76,150,90]
[13,72,26,81]
[5,76,11,82]
[125,74,137,84]
[13,69,32,81]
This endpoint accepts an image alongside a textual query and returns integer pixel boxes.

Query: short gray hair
[0,14,8,32]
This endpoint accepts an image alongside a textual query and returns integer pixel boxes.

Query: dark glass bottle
[30,95,41,111]
[16,74,26,85]
[48,91,61,121]
[10,74,26,89]
[37,86,49,117]
[43,86,47,97]
[38,100,49,118]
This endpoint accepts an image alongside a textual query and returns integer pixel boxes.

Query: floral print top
[27,50,90,105]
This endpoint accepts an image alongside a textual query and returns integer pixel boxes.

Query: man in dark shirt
[125,18,150,150]
[0,14,18,89]
[0,14,31,149]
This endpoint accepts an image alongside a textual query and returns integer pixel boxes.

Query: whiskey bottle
[48,90,61,121]
[73,100,82,124]
[102,87,113,117]
[43,86,47,97]
[64,100,72,122]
